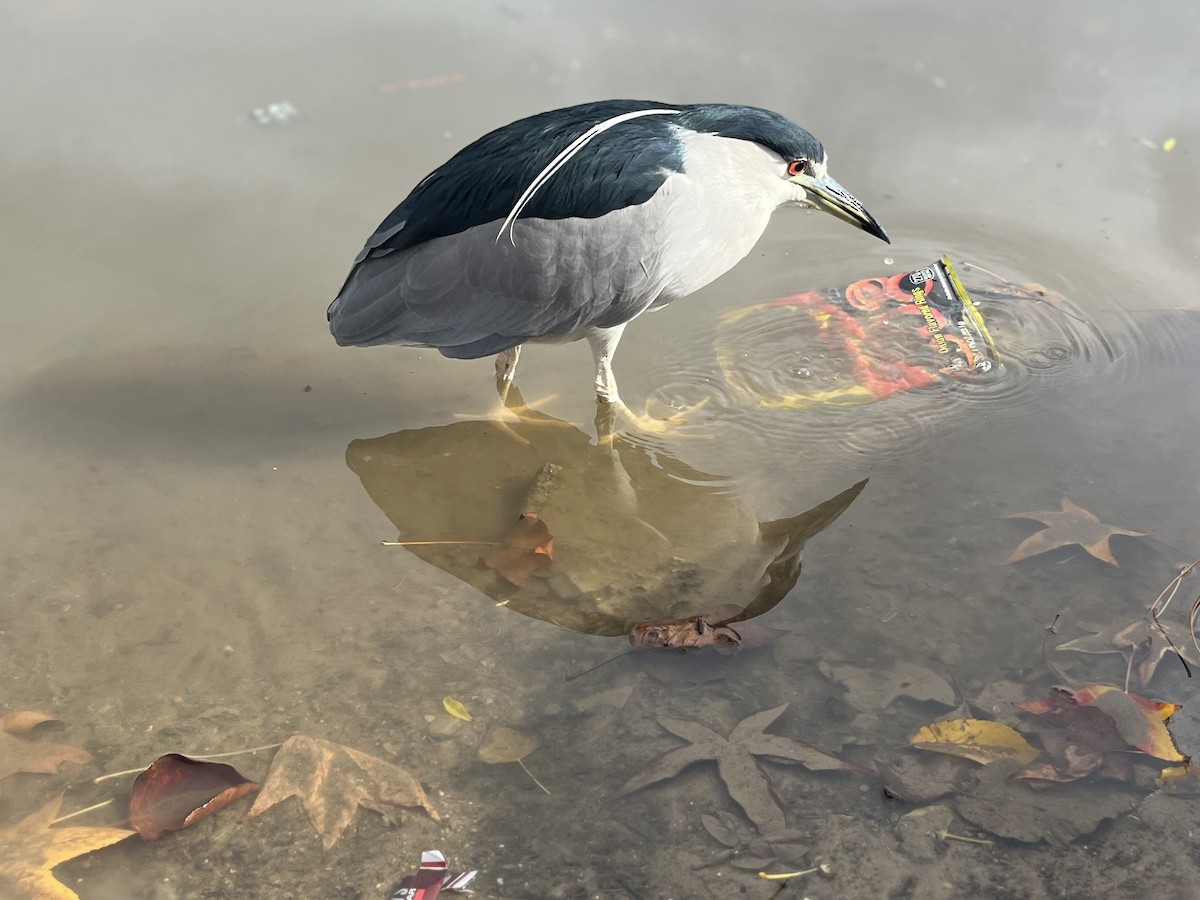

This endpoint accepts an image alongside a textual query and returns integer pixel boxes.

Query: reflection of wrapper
[718,257,1000,408]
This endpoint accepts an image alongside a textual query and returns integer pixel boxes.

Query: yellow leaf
[442,697,473,722]
[0,795,134,899]
[1162,137,1177,152]
[910,718,1039,766]
[1157,765,1200,795]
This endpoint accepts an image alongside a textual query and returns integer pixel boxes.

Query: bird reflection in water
[345,386,865,648]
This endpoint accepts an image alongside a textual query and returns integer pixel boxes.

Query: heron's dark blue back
[327,99,825,355]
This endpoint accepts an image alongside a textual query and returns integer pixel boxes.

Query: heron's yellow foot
[595,395,711,444]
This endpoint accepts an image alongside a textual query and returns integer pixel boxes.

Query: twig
[1149,560,1199,679]
[1040,614,1069,683]
[1149,560,1197,619]
[1123,639,1146,693]
[1191,593,1200,661]
[565,650,633,681]
[940,828,994,846]
[93,742,282,784]
[517,759,551,795]
[382,540,502,547]
[50,799,113,826]
[759,866,817,880]
[759,863,832,880]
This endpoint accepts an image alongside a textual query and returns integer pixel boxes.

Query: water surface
[2,2,1199,898]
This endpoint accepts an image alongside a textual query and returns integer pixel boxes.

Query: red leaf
[1018,685,1188,764]
[129,754,259,840]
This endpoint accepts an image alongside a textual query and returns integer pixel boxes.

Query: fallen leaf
[910,718,1039,766]
[1019,685,1187,763]
[875,751,961,803]
[619,704,866,834]
[628,604,784,655]
[442,697,473,722]
[0,712,60,735]
[483,512,554,586]
[1004,498,1146,566]
[476,726,549,794]
[1056,618,1198,688]
[1155,765,1200,796]
[128,754,259,840]
[699,810,807,871]
[956,760,1137,845]
[246,735,439,850]
[0,794,134,899]
[820,660,956,711]
[1014,690,1132,784]
[477,727,537,764]
[0,712,92,792]
[1055,621,1139,657]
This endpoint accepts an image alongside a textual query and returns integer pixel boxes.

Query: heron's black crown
[354,100,824,263]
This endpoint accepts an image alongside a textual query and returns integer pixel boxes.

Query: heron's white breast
[650,129,798,301]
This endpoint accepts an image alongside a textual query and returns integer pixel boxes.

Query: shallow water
[2,2,1199,898]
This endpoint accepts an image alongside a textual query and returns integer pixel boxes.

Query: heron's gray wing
[328,205,669,357]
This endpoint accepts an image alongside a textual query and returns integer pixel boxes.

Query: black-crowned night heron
[328,99,889,426]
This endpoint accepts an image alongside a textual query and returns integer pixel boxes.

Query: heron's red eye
[787,159,808,176]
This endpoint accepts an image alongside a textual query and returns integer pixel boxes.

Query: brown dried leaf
[483,512,554,586]
[0,794,134,899]
[246,734,440,850]
[619,704,866,834]
[128,754,259,841]
[0,712,92,788]
[628,604,784,655]
[1015,688,1132,784]
[1,711,60,736]
[1005,498,1145,566]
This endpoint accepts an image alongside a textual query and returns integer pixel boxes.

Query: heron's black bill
[793,173,890,244]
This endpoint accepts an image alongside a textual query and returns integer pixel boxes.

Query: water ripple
[641,263,1197,465]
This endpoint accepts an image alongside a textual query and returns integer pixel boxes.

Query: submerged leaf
[0,794,134,899]
[1015,690,1132,785]
[129,754,258,841]
[1156,765,1200,796]
[957,761,1136,845]
[0,712,92,788]
[484,512,555,586]
[820,660,956,711]
[910,718,1039,766]
[620,704,865,835]
[442,697,473,722]
[1019,685,1186,763]
[477,727,538,764]
[0,711,60,735]
[246,734,439,850]
[1004,498,1145,567]
[1064,685,1183,763]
